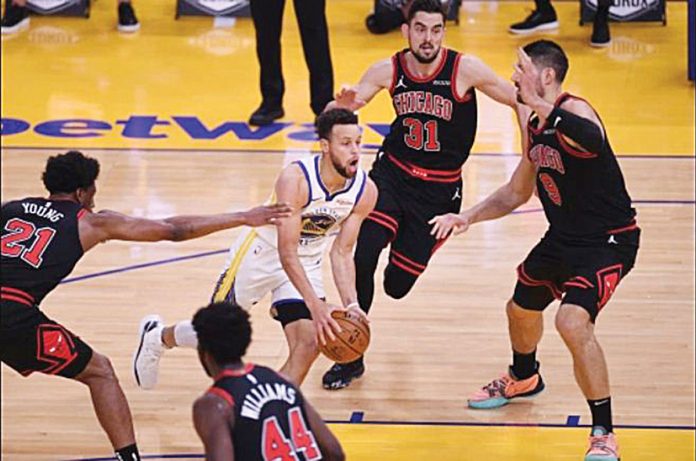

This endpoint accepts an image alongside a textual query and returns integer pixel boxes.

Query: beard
[331,156,356,179]
[411,43,440,64]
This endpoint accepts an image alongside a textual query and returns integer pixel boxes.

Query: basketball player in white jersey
[133,108,378,387]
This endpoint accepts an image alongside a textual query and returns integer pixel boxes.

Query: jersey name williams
[240,382,297,420]
[393,91,453,121]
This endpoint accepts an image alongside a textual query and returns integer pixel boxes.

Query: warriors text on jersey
[381,48,478,172]
[206,364,323,461]
[526,93,636,240]
[1,198,86,305]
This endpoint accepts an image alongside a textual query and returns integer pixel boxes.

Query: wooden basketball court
[1,1,694,459]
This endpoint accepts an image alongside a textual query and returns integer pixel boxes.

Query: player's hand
[512,48,542,107]
[309,300,343,346]
[242,203,293,227]
[429,213,472,239]
[334,86,366,112]
[346,303,370,324]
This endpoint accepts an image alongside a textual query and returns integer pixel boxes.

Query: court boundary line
[2,145,694,159]
[59,419,696,461]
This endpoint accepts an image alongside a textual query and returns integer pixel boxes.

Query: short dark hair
[192,302,252,365]
[523,40,569,83]
[316,108,359,140]
[42,150,100,194]
[407,0,446,23]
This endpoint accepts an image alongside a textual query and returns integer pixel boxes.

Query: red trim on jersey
[450,53,473,103]
[389,55,398,96]
[391,250,426,270]
[555,131,598,159]
[517,263,562,299]
[366,215,398,237]
[0,294,33,306]
[595,263,623,311]
[1,286,35,303]
[390,258,422,276]
[572,276,595,288]
[370,210,398,228]
[207,387,235,406]
[607,220,639,235]
[399,48,449,83]
[214,363,255,380]
[563,281,590,290]
[77,208,89,220]
[386,153,461,183]
[431,236,448,255]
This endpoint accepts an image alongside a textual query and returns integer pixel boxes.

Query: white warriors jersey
[255,155,368,259]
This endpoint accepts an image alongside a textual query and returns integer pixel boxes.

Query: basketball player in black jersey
[192,302,344,460]
[321,0,520,389]
[431,40,638,461]
[1,151,290,460]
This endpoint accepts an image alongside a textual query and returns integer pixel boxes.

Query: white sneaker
[133,314,164,390]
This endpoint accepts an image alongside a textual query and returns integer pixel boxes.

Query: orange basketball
[319,309,370,364]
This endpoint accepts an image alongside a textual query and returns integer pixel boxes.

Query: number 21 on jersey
[262,407,321,461]
[1,218,57,268]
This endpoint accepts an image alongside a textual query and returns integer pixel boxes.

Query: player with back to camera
[192,301,345,460]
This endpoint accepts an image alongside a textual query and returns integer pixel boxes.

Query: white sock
[174,320,198,348]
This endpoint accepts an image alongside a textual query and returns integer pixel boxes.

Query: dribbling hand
[309,301,343,346]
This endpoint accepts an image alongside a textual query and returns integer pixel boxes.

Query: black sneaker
[322,358,365,390]
[508,8,558,35]
[590,18,610,48]
[1,2,30,35]
[248,105,284,127]
[118,2,140,33]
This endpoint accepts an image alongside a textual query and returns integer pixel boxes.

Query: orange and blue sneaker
[467,366,545,409]
[585,427,620,461]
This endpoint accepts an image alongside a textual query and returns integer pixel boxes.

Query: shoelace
[589,436,614,454]
[482,375,511,397]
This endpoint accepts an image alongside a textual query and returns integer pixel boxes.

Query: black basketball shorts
[512,228,640,322]
[365,153,463,277]
[1,300,93,378]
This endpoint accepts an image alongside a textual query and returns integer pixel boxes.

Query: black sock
[587,397,613,433]
[534,0,554,13]
[115,444,141,461]
[511,350,537,380]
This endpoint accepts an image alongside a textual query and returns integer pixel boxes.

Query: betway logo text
[0,116,390,141]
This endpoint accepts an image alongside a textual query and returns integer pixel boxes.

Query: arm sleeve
[547,107,605,154]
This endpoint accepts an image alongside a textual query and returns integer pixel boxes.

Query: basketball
[319,309,370,364]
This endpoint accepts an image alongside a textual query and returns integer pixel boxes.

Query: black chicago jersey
[382,48,478,171]
[208,364,323,461]
[527,93,636,241]
[1,198,86,304]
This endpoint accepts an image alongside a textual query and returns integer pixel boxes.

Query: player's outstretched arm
[323,59,393,113]
[192,393,235,461]
[78,203,292,251]
[329,178,377,315]
[430,154,536,239]
[303,399,345,461]
[275,164,343,345]
[459,55,517,108]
